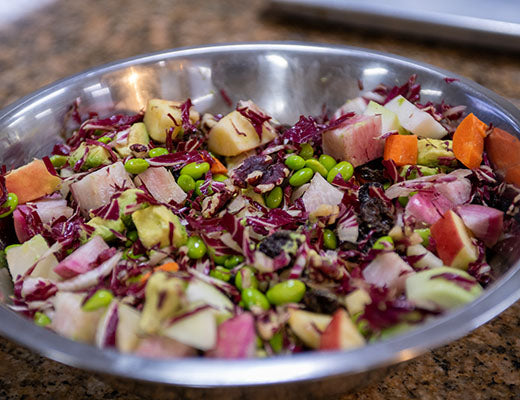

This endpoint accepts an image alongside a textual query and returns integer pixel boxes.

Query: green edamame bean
[97,136,112,144]
[210,266,231,282]
[299,143,314,160]
[327,161,354,183]
[305,159,328,177]
[213,254,229,265]
[148,147,169,158]
[213,174,228,182]
[289,167,314,187]
[187,236,207,259]
[0,193,18,218]
[266,279,306,306]
[269,331,283,353]
[242,288,270,310]
[124,158,149,174]
[34,311,51,327]
[318,154,337,171]
[224,254,244,269]
[415,228,431,247]
[180,162,210,179]
[372,235,394,250]
[177,174,196,192]
[123,248,142,260]
[50,155,68,168]
[265,186,283,209]
[285,155,306,170]
[323,229,337,250]
[82,289,114,311]
[235,267,259,290]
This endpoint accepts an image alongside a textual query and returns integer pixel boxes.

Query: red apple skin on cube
[5,159,61,204]
[431,209,478,270]
[322,115,383,167]
[319,309,365,351]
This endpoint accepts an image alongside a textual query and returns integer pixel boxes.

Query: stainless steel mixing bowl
[1,42,519,398]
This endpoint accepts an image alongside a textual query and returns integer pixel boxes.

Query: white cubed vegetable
[136,166,187,205]
[385,95,447,139]
[162,306,217,351]
[302,173,344,214]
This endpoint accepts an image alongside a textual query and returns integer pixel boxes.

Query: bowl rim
[1,41,520,388]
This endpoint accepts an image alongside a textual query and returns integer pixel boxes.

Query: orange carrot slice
[140,262,179,283]
[485,127,520,173]
[383,134,418,166]
[452,113,488,169]
[202,153,228,175]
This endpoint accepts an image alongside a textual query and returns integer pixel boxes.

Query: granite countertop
[0,0,519,398]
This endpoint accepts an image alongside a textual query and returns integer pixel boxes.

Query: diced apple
[407,243,444,269]
[134,336,196,358]
[362,252,414,291]
[431,209,478,270]
[322,114,383,167]
[5,159,61,204]
[456,204,504,247]
[344,289,371,316]
[51,292,104,343]
[70,162,135,214]
[405,192,453,225]
[301,172,344,214]
[162,306,217,351]
[143,99,200,143]
[364,100,406,134]
[320,309,365,351]
[206,313,256,358]
[185,278,234,320]
[208,101,276,156]
[6,234,60,281]
[287,309,332,349]
[385,95,447,139]
[405,266,483,311]
[135,166,187,205]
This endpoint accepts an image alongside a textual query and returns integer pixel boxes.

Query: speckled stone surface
[0,0,519,398]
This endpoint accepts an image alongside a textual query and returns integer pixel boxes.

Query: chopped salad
[1,75,519,358]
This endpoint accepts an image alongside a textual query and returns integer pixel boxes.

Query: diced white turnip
[70,162,135,214]
[116,303,142,353]
[337,209,359,243]
[333,97,367,119]
[302,173,344,214]
[134,336,196,358]
[30,199,74,224]
[322,114,383,167]
[406,244,444,269]
[435,177,472,205]
[162,306,217,351]
[12,207,31,243]
[363,252,414,291]
[206,313,256,358]
[405,192,453,225]
[50,292,104,343]
[185,278,234,319]
[135,166,187,205]
[385,95,447,139]
[457,204,504,247]
[56,252,121,291]
[6,234,60,281]
[53,235,109,279]
[95,301,118,348]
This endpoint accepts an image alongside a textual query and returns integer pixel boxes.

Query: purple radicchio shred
[146,150,205,169]
[231,155,273,187]
[383,74,421,104]
[91,198,120,221]
[429,273,478,291]
[220,212,255,262]
[236,102,272,141]
[361,287,415,330]
[180,98,198,134]
[280,115,322,144]
[42,156,59,177]
[103,305,119,348]
[219,89,233,107]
